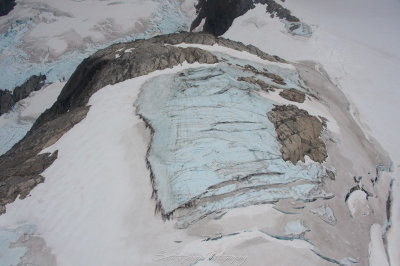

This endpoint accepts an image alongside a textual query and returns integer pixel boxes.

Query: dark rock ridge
[264,0,298,22]
[191,0,299,36]
[13,74,46,102]
[0,74,46,116]
[0,32,281,214]
[0,0,16,17]
[0,90,14,115]
[279,88,305,103]
[191,0,255,36]
[267,104,327,163]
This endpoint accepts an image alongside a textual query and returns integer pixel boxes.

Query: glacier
[136,56,332,225]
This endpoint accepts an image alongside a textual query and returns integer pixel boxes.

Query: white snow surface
[369,223,389,266]
[346,190,370,218]
[224,2,400,264]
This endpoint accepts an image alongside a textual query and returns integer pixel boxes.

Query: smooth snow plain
[223,2,400,265]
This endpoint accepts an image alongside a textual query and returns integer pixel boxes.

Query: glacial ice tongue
[136,63,331,219]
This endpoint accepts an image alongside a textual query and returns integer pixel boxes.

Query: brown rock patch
[279,88,305,103]
[267,104,327,163]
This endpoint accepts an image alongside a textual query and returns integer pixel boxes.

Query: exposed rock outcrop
[13,74,46,103]
[191,0,301,36]
[0,89,14,115]
[279,88,305,103]
[267,104,327,163]
[263,0,298,22]
[191,0,255,36]
[0,0,16,17]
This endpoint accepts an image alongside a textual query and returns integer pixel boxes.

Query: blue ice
[136,62,329,217]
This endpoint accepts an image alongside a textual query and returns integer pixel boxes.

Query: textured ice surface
[0,224,36,266]
[0,0,194,90]
[136,59,331,220]
[285,219,308,236]
[282,20,312,36]
[310,204,337,226]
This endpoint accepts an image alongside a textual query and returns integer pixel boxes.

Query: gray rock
[12,74,46,103]
[261,0,299,22]
[191,0,302,36]
[267,104,327,163]
[0,89,15,115]
[190,0,256,36]
[190,0,299,36]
